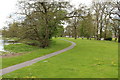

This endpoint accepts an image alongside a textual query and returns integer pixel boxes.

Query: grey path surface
[0,40,76,76]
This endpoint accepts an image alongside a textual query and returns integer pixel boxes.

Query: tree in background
[79,13,94,39]
[65,4,89,39]
[109,1,120,43]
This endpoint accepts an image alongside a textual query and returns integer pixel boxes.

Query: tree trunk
[96,17,99,40]
[74,17,77,40]
[114,32,117,42]
[118,28,120,43]
[40,5,50,48]
[104,15,108,39]
[40,39,49,48]
[100,18,103,40]
[104,25,107,39]
[74,26,77,39]
[115,37,117,42]
[100,27,103,40]
[74,27,77,39]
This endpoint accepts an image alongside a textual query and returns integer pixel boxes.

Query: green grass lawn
[2,39,71,69]
[3,38,118,78]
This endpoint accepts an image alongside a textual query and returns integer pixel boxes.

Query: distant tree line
[64,0,120,42]
[2,0,120,48]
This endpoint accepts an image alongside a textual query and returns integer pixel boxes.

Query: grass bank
[4,43,40,53]
[2,38,71,69]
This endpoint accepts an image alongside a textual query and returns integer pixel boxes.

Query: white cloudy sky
[0,0,17,29]
[0,0,92,29]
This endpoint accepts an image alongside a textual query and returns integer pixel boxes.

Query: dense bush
[19,39,40,46]
[104,37,112,41]
[25,40,40,46]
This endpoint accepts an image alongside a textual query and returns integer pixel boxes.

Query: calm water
[0,35,4,51]
[0,35,21,52]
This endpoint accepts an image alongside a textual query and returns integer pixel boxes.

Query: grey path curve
[0,39,76,76]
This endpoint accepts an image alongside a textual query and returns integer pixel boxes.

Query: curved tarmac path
[0,39,76,76]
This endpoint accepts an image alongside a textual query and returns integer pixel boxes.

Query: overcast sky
[0,0,92,29]
[0,0,17,29]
